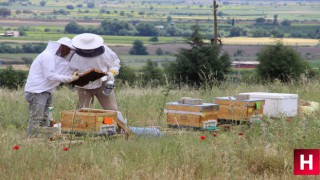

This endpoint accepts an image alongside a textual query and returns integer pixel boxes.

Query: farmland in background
[1,42,319,70]
[1,0,319,39]
[0,1,320,178]
[0,0,319,71]
[3,0,320,21]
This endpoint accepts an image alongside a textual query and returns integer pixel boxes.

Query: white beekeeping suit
[69,33,121,111]
[25,38,75,94]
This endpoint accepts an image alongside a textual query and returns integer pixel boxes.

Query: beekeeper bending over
[25,37,79,138]
[69,33,120,111]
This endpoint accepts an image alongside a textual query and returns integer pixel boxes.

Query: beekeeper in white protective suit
[25,37,79,138]
[69,33,120,111]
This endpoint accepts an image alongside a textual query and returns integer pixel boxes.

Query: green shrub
[257,42,310,82]
[0,66,27,89]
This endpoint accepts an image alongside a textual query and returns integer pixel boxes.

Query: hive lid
[239,92,298,99]
[213,96,264,102]
[166,102,219,107]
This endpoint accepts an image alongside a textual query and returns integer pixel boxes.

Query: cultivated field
[0,80,319,179]
[1,42,319,70]
[1,0,319,70]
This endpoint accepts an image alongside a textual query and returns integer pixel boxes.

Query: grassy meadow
[0,79,319,179]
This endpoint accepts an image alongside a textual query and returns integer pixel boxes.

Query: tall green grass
[0,80,319,179]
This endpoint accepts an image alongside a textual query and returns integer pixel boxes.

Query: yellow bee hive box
[60,109,118,134]
[213,97,265,122]
[165,101,219,128]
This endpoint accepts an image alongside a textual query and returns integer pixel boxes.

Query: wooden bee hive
[165,101,219,128]
[60,109,133,136]
[213,97,265,122]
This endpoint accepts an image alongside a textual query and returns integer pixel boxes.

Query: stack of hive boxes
[165,97,219,129]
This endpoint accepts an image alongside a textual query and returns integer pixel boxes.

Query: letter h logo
[294,149,320,175]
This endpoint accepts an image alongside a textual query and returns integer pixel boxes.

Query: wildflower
[238,132,243,136]
[200,135,206,140]
[212,132,217,137]
[287,118,291,122]
[12,145,20,150]
[63,147,69,151]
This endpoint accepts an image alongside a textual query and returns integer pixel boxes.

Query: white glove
[107,72,114,81]
[101,72,115,82]
[70,71,79,81]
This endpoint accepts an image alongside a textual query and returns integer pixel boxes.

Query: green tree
[155,48,164,55]
[0,8,11,17]
[117,62,136,86]
[166,24,231,86]
[271,28,284,38]
[167,44,231,86]
[149,36,158,42]
[255,17,266,24]
[186,24,204,47]
[140,59,164,86]
[231,18,235,26]
[135,23,159,36]
[39,1,46,7]
[100,8,106,14]
[229,26,247,37]
[66,5,74,10]
[0,66,27,89]
[138,11,145,16]
[129,40,148,55]
[252,28,269,37]
[166,23,180,36]
[101,19,136,36]
[65,21,83,34]
[273,14,279,25]
[87,2,95,8]
[281,20,291,26]
[256,42,310,82]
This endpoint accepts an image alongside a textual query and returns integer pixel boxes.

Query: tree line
[64,19,191,37]
[64,18,320,40]
[0,43,46,54]
[1,24,317,90]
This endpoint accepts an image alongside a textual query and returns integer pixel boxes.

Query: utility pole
[213,0,218,45]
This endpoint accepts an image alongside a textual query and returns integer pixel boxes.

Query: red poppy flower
[12,145,20,150]
[287,118,291,122]
[212,132,217,137]
[238,132,243,136]
[200,135,206,140]
[63,147,69,151]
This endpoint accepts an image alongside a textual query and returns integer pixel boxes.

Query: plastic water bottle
[53,123,62,135]
[48,107,54,127]
[129,127,162,136]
